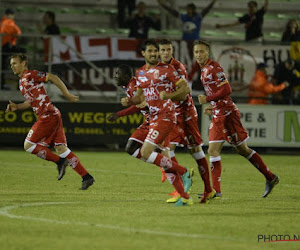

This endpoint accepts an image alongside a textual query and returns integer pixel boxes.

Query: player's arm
[107,105,142,122]
[160,78,190,101]
[202,0,217,18]
[121,88,144,106]
[198,79,232,104]
[157,0,180,18]
[5,100,31,112]
[204,104,213,116]
[47,73,79,102]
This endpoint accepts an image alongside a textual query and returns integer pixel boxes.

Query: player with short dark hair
[121,40,193,206]
[194,40,279,198]
[6,54,94,190]
[158,39,215,204]
[107,64,150,160]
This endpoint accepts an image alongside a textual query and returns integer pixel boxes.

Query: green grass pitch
[0,150,299,250]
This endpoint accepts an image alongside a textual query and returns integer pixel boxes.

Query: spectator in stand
[117,0,136,28]
[0,8,23,90]
[216,0,269,42]
[37,11,60,35]
[248,63,289,104]
[273,58,300,104]
[281,19,300,43]
[157,0,217,41]
[126,2,161,39]
[158,0,180,30]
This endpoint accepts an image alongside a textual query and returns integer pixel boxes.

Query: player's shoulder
[128,77,137,87]
[136,65,146,73]
[171,58,183,67]
[157,62,176,71]
[208,60,224,71]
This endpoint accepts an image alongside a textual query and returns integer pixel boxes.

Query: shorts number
[149,129,159,140]
[185,135,195,145]
[27,129,34,139]
[227,132,238,144]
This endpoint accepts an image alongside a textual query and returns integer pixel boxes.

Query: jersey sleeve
[177,63,188,80]
[117,105,141,117]
[32,70,48,83]
[206,65,232,102]
[167,66,181,85]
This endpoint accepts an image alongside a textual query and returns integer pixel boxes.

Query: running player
[193,40,279,198]
[6,54,94,190]
[158,39,214,203]
[108,64,150,161]
[121,40,193,206]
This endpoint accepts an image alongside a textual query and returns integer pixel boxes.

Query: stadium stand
[1,0,299,39]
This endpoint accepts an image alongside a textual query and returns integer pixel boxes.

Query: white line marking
[0,202,244,242]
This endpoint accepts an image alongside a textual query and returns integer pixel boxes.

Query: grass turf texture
[0,150,299,250]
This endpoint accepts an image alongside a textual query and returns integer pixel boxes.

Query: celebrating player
[193,40,279,198]
[108,64,150,161]
[6,54,95,190]
[158,39,214,203]
[121,40,193,206]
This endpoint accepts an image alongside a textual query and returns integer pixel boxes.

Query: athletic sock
[60,149,88,177]
[192,151,212,193]
[147,152,187,175]
[27,144,60,163]
[247,150,274,181]
[210,156,222,193]
[165,172,189,199]
[147,152,189,198]
[131,148,142,159]
[170,150,178,164]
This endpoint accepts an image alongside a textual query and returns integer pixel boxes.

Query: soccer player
[121,40,193,206]
[193,40,279,198]
[108,64,177,192]
[108,64,150,161]
[158,39,214,204]
[6,54,94,190]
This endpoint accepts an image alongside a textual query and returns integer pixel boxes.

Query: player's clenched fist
[6,100,17,113]
[65,93,79,103]
[198,94,207,104]
[159,91,167,100]
[121,97,130,106]
[204,105,213,116]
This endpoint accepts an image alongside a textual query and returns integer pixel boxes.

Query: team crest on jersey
[139,71,144,75]
[37,71,45,77]
[154,70,160,79]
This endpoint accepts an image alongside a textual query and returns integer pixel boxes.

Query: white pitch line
[0,202,244,242]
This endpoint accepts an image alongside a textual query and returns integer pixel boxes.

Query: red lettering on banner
[118,39,143,58]
[59,36,71,61]
[89,38,111,57]
[74,36,82,55]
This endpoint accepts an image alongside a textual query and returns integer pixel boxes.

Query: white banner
[201,104,300,148]
[210,44,290,97]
